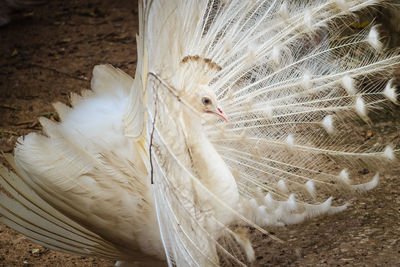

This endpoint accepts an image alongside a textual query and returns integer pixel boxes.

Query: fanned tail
[143,0,399,265]
[185,0,399,225]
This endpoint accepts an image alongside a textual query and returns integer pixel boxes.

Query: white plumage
[1,0,399,266]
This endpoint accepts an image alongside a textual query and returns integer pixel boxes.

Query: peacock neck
[181,110,240,225]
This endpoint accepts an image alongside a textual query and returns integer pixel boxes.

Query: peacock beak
[215,106,228,122]
[206,106,228,122]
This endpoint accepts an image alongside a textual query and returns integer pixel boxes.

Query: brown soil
[0,1,399,266]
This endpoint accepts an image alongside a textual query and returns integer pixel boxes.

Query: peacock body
[1,0,399,266]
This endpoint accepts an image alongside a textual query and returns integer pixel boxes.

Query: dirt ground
[0,0,399,266]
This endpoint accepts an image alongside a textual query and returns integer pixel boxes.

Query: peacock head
[187,84,228,122]
[177,55,227,121]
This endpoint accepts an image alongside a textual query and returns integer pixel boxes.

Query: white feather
[272,45,282,65]
[355,96,367,118]
[367,25,383,51]
[321,115,334,134]
[286,194,297,211]
[277,179,289,193]
[285,134,295,146]
[339,169,351,184]
[305,197,333,218]
[335,0,349,11]
[342,75,356,95]
[301,71,312,90]
[279,2,289,21]
[264,193,278,210]
[305,180,315,196]
[383,79,398,103]
[352,173,379,192]
[383,145,395,160]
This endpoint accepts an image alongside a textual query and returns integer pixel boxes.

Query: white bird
[0,0,399,266]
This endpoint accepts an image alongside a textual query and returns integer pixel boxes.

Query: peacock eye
[202,97,212,106]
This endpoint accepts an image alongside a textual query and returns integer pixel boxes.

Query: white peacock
[1,0,399,266]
